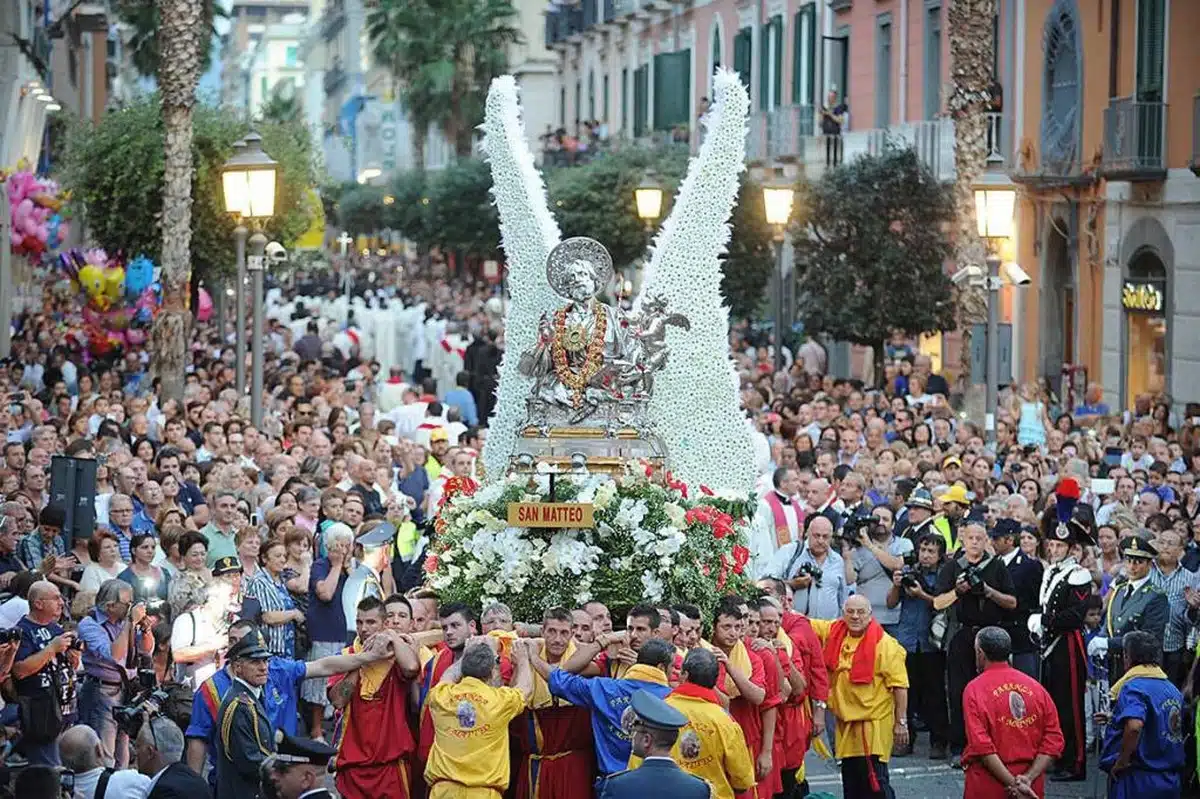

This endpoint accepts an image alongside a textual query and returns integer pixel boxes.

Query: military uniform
[274,732,338,799]
[216,633,277,799]
[1027,494,1094,782]
[594,690,711,799]
[1104,536,1169,682]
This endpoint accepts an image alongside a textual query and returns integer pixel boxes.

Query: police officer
[1097,534,1169,682]
[267,733,336,799]
[901,487,954,552]
[595,690,711,799]
[216,630,277,798]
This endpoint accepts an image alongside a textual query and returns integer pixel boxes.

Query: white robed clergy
[747,467,805,579]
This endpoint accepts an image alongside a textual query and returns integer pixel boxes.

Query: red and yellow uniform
[780,613,827,776]
[328,640,416,799]
[715,640,767,799]
[962,662,1064,799]
[512,640,596,799]
[425,675,528,799]
[628,682,756,799]
[809,619,908,761]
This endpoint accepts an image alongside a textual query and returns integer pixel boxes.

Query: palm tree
[947,0,996,392]
[115,0,225,78]
[259,93,303,126]
[367,0,521,162]
[151,0,205,401]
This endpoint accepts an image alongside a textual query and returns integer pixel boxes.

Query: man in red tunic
[327,596,421,799]
[512,607,596,799]
[709,597,767,799]
[760,577,830,798]
[962,626,1064,799]
[746,602,786,798]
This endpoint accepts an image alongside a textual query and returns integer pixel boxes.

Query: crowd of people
[0,263,1190,799]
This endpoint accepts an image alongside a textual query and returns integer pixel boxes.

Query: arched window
[1040,0,1082,174]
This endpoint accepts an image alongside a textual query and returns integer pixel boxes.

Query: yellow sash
[723,640,753,698]
[1109,663,1169,702]
[531,639,577,709]
[775,628,793,657]
[348,637,391,700]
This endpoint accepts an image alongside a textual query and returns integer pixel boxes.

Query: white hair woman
[168,573,225,689]
[298,522,356,742]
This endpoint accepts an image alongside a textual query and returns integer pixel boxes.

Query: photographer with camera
[11,581,80,766]
[76,578,155,768]
[844,505,913,630]
[886,533,949,758]
[769,516,848,620]
[932,520,1017,767]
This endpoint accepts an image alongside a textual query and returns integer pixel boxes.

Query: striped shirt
[245,570,297,658]
[1151,562,1200,652]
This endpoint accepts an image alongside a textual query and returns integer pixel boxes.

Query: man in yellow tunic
[425,637,534,798]
[809,595,908,799]
[628,648,756,799]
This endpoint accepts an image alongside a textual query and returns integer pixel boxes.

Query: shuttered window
[792,4,816,107]
[633,65,649,137]
[1135,0,1164,102]
[653,50,691,130]
[923,4,942,120]
[734,27,753,92]
[758,18,782,109]
[588,70,595,120]
[712,24,721,70]
[876,14,892,126]
[622,68,629,134]
[603,75,609,121]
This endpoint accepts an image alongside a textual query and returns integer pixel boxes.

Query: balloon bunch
[5,169,68,258]
[56,248,161,352]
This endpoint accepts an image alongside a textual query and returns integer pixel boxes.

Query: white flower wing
[637,68,757,493]
[479,76,563,480]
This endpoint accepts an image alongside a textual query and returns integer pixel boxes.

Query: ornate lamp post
[973,174,1016,448]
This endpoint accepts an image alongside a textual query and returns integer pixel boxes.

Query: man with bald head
[807,595,909,798]
[58,724,151,797]
[12,581,78,765]
[769,515,849,620]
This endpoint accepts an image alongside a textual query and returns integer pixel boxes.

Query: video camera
[112,669,170,739]
[836,515,880,549]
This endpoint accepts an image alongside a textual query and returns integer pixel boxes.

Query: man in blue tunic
[1098,630,1185,798]
[533,637,674,776]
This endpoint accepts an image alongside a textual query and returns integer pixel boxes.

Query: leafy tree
[258,93,302,126]
[61,96,316,286]
[425,159,502,258]
[367,0,520,160]
[791,146,957,379]
[722,178,776,320]
[113,0,226,78]
[336,185,388,236]
[384,169,432,246]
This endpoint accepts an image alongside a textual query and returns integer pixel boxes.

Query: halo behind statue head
[546,237,614,299]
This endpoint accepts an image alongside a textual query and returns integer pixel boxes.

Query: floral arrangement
[479,76,564,481]
[425,467,753,622]
[635,68,758,494]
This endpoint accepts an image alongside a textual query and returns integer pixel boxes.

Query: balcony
[323,61,346,95]
[829,0,852,10]
[1190,94,1199,177]
[1101,96,1167,181]
[747,106,955,182]
[320,0,345,40]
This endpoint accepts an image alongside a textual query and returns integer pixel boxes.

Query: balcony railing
[320,0,345,40]
[1190,94,1199,177]
[747,106,955,182]
[1101,96,1167,180]
[323,62,346,95]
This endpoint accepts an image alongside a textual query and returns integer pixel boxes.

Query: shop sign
[1122,282,1164,314]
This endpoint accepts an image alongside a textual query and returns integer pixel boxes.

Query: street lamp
[973,174,1016,448]
[221,139,248,394]
[634,172,664,231]
[220,131,278,427]
[762,169,795,375]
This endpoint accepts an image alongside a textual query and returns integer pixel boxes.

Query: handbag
[17,687,63,744]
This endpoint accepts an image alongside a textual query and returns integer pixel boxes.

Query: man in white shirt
[136,715,209,797]
[749,467,803,580]
[59,724,152,798]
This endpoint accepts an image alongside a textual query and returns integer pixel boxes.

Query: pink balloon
[125,329,146,346]
[196,288,213,322]
[15,198,33,219]
[21,217,39,237]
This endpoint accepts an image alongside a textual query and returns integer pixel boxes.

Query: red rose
[731,545,750,574]
[699,485,714,496]
[423,554,439,573]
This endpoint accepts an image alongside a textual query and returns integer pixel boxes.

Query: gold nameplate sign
[507,502,595,528]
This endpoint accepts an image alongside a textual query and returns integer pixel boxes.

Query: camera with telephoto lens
[961,562,987,595]
[795,562,823,587]
[898,551,921,590]
[837,515,877,548]
[113,669,170,738]
[0,628,20,645]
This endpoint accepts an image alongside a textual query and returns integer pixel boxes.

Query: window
[733,27,753,93]
[622,68,629,134]
[826,29,849,102]
[602,74,609,121]
[1135,0,1165,102]
[560,87,566,127]
[759,16,782,110]
[712,23,721,69]
[575,79,581,124]
[633,65,649,137]
[876,14,892,126]
[923,4,942,119]
[285,45,299,67]
[792,4,816,109]
[588,70,595,120]
[1041,0,1082,171]
[654,50,691,130]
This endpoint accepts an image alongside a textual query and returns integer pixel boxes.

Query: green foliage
[60,95,317,284]
[722,179,776,320]
[336,185,388,236]
[367,0,520,158]
[114,0,226,78]
[257,94,302,126]
[424,159,501,259]
[384,169,432,244]
[791,146,957,352]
